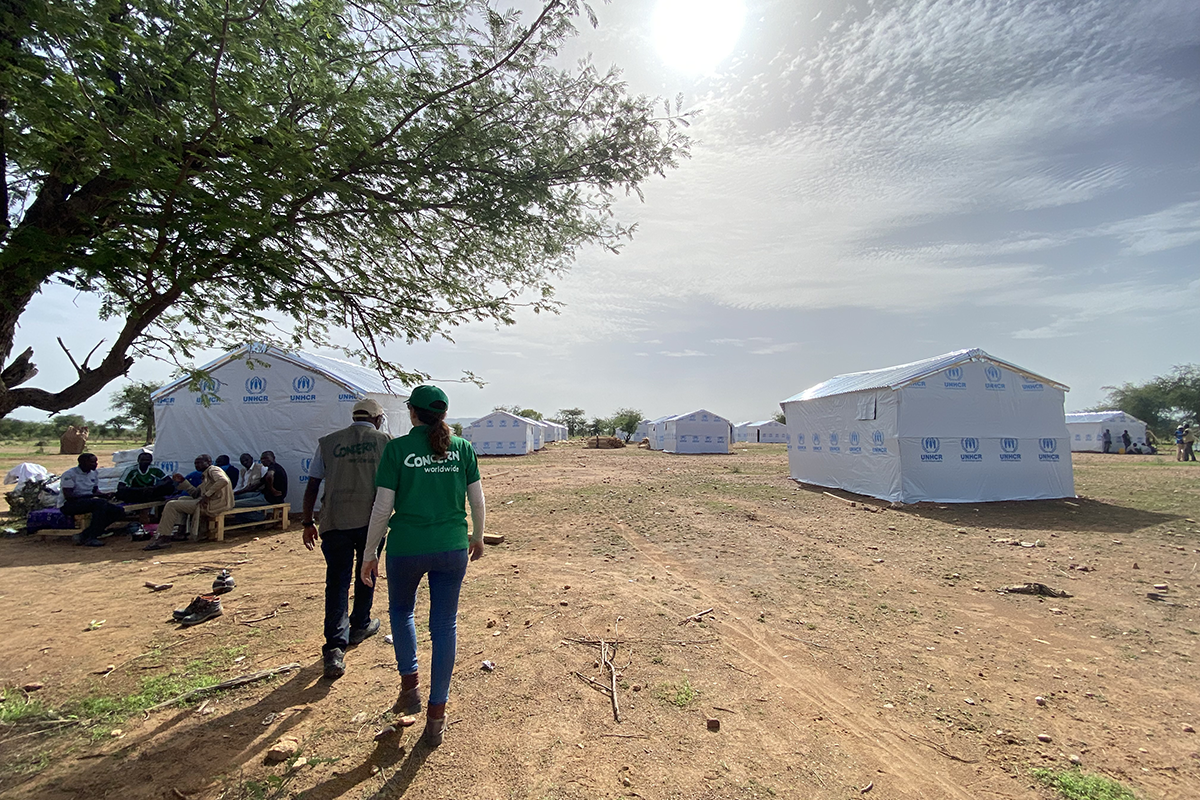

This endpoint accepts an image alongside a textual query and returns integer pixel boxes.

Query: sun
[651,0,746,75]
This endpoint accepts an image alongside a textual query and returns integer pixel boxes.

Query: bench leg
[280,506,289,531]
[216,515,225,542]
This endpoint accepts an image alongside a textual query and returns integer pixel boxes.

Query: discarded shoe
[323,648,346,679]
[348,618,380,645]
[173,595,208,621]
[179,595,223,626]
[211,569,235,595]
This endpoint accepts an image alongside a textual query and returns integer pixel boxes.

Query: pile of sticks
[572,620,624,722]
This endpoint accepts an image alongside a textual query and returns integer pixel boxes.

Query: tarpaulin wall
[462,413,534,455]
[665,410,731,454]
[153,355,410,512]
[785,361,1074,503]
[1065,417,1147,452]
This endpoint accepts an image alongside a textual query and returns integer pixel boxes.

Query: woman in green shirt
[361,385,485,747]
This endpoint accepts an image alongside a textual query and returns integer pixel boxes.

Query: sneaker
[173,595,208,621]
[323,648,346,679]
[211,569,235,595]
[391,686,422,717]
[179,595,223,626]
[422,717,446,748]
[348,618,380,645]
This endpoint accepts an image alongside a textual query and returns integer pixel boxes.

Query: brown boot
[422,703,446,747]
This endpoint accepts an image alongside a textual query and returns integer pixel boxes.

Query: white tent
[747,420,789,443]
[664,409,731,454]
[1065,411,1148,453]
[733,421,752,443]
[634,419,651,442]
[781,348,1075,504]
[521,417,547,450]
[648,415,672,450]
[151,343,411,511]
[463,411,535,455]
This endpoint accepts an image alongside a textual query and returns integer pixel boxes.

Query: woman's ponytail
[413,405,452,459]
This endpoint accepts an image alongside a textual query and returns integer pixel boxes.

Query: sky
[11,0,1200,426]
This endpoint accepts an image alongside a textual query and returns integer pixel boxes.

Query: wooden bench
[206,504,290,542]
[36,502,163,541]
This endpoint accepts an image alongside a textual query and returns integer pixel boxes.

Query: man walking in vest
[303,398,393,678]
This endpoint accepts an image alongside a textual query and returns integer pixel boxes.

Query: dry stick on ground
[573,672,612,695]
[822,491,856,505]
[143,663,301,715]
[562,636,718,647]
[726,662,758,677]
[236,610,279,625]
[600,622,621,722]
[600,732,650,739]
[678,608,714,626]
[780,633,827,648]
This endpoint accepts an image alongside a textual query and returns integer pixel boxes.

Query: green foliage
[773,411,787,424]
[655,679,698,708]
[556,408,587,438]
[518,408,543,421]
[451,422,463,436]
[1030,768,1137,800]
[0,0,689,418]
[1099,365,1200,434]
[610,407,643,441]
[587,416,614,437]
[108,381,161,443]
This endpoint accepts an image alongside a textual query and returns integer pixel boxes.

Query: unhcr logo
[195,378,222,405]
[1000,438,1021,461]
[943,366,966,390]
[298,457,313,483]
[158,461,178,474]
[920,437,943,462]
[1022,382,1044,392]
[243,376,268,404]
[1038,438,1060,462]
[871,429,887,454]
[961,437,982,462]
[338,393,358,403]
[794,433,806,452]
[155,396,175,405]
[984,365,1006,391]
[848,431,862,454]
[828,432,840,452]
[291,374,317,403]
[811,433,821,452]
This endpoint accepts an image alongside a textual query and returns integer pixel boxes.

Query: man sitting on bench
[116,452,175,502]
[59,453,128,547]
[157,455,234,541]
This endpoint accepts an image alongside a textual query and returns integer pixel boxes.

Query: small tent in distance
[151,343,411,511]
[462,411,536,455]
[664,409,731,454]
[780,348,1074,504]
[747,420,789,443]
[1065,411,1148,452]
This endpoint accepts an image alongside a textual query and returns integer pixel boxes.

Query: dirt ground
[1,444,1198,800]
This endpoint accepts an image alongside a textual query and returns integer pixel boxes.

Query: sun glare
[652,0,746,75]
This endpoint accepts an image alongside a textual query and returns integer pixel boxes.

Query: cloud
[659,349,711,357]
[749,342,799,355]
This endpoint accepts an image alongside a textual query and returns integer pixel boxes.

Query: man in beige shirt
[158,455,235,541]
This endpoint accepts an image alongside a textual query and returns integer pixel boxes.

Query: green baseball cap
[407,384,449,413]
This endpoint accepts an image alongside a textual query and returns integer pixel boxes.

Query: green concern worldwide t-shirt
[375,426,480,556]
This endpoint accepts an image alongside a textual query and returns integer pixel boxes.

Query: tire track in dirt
[607,519,998,800]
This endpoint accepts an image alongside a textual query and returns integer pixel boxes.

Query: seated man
[260,450,288,505]
[233,452,267,508]
[215,454,240,488]
[58,453,127,547]
[116,452,174,502]
[156,455,234,541]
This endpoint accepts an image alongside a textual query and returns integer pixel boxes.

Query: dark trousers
[61,497,126,542]
[1187,443,1197,462]
[320,526,381,652]
[116,482,175,503]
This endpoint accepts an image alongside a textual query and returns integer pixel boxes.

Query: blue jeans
[320,526,381,653]
[386,549,469,706]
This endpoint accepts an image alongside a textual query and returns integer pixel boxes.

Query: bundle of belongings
[5,462,60,524]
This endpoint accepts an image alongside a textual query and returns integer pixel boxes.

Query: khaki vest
[318,424,391,531]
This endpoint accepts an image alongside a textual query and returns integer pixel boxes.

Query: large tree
[108,379,160,442]
[0,0,687,418]
[1098,365,1200,434]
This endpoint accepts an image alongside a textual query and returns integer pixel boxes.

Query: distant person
[214,455,239,488]
[1185,426,1197,462]
[59,453,128,547]
[1102,428,1112,454]
[115,452,173,502]
[302,399,392,679]
[361,385,485,748]
[1145,428,1158,454]
[155,455,234,541]
[260,450,288,504]
[1121,430,1132,453]
[1177,426,1187,461]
